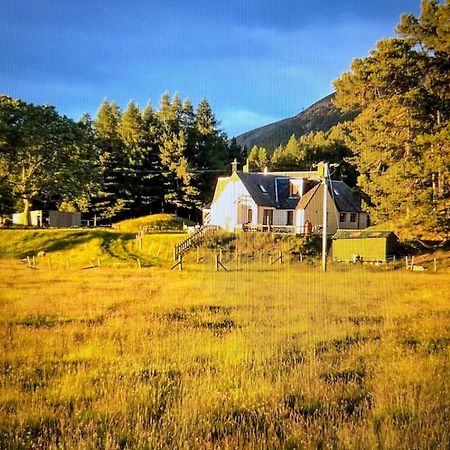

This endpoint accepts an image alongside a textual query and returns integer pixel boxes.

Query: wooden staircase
[174,225,220,260]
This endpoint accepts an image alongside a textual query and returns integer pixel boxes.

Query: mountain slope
[235,93,356,152]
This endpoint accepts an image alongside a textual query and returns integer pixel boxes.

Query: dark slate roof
[236,171,300,209]
[332,230,397,240]
[234,172,362,213]
[329,181,362,212]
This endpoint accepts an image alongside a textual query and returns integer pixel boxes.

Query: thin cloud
[220,108,278,138]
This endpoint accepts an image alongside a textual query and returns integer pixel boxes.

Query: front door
[263,209,273,230]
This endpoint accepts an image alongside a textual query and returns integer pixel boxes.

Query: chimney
[231,159,238,174]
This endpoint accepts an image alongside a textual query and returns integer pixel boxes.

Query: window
[259,184,267,194]
[247,208,253,224]
[339,212,346,222]
[350,213,357,223]
[287,211,294,226]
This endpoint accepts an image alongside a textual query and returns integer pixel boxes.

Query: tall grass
[1,260,449,449]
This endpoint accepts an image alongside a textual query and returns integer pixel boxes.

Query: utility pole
[320,162,329,272]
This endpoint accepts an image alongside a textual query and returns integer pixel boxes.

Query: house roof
[330,181,362,212]
[215,171,363,213]
[236,171,300,209]
[332,230,397,240]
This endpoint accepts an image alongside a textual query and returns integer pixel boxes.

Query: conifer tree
[247,145,269,172]
[270,134,303,171]
[91,99,128,222]
[159,129,199,213]
[194,98,230,203]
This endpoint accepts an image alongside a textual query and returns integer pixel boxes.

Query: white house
[207,163,368,234]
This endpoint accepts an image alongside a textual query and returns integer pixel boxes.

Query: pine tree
[141,102,164,214]
[159,129,199,213]
[91,99,128,222]
[228,137,246,164]
[194,98,229,204]
[270,134,303,171]
[247,145,268,171]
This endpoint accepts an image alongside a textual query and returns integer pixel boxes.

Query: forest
[0,0,449,235]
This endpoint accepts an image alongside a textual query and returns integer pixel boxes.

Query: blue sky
[1,0,420,137]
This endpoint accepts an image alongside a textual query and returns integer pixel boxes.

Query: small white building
[207,163,368,234]
[12,210,81,228]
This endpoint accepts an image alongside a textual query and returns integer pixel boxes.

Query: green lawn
[0,229,186,268]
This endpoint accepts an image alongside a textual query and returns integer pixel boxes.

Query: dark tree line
[0,93,246,224]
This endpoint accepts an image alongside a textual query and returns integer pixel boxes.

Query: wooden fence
[174,225,220,260]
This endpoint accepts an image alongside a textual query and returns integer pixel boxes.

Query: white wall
[210,177,257,231]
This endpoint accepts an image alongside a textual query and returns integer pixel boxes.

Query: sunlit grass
[0,229,186,269]
[0,259,449,448]
[113,213,195,232]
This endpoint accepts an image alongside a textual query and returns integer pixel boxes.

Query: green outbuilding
[331,230,398,262]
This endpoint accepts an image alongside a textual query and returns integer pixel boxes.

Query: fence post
[434,258,437,272]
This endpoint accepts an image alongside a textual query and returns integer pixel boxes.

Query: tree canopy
[0,96,99,223]
[333,0,450,235]
[0,93,241,223]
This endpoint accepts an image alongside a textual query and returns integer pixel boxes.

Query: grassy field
[1,256,449,449]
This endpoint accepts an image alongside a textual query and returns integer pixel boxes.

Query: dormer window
[289,179,301,197]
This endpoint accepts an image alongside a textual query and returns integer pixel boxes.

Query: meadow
[1,243,450,449]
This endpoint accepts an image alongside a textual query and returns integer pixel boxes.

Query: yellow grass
[1,259,449,449]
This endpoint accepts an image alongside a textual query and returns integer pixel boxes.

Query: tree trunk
[22,198,32,226]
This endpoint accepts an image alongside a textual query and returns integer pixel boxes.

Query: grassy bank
[0,261,449,448]
[0,229,186,268]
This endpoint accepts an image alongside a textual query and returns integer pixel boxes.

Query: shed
[331,230,398,262]
[12,210,81,228]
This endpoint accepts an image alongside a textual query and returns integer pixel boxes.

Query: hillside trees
[0,95,99,224]
[333,0,450,233]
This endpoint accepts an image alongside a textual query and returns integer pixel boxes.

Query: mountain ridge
[235,93,356,152]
